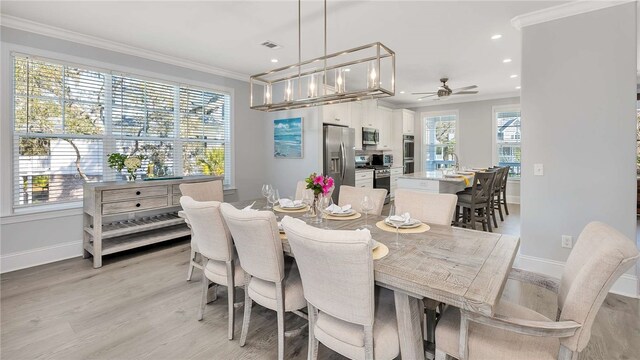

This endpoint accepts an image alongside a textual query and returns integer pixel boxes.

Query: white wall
[409,97,521,203]
[520,3,637,284]
[0,27,268,272]
[263,107,324,199]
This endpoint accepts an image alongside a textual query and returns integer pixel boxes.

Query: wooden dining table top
[232,199,520,317]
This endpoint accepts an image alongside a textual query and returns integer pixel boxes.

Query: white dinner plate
[281,204,306,210]
[328,209,355,217]
[384,218,422,229]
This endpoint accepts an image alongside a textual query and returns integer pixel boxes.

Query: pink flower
[313,175,324,185]
[326,177,334,188]
[322,184,330,194]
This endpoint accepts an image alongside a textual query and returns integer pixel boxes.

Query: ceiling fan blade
[417,94,438,100]
[453,91,479,95]
[451,85,478,92]
[412,92,437,95]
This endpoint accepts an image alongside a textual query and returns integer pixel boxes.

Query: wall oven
[403,135,415,174]
[362,127,379,146]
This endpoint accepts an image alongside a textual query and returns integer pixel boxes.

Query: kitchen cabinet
[377,106,393,150]
[322,102,351,126]
[402,109,415,134]
[390,167,403,198]
[355,170,374,189]
[351,102,363,150]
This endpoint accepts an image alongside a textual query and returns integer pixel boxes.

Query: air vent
[261,41,282,49]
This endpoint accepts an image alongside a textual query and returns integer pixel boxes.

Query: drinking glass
[301,191,313,218]
[261,184,273,209]
[387,204,403,245]
[268,189,280,210]
[316,194,331,226]
[361,195,374,229]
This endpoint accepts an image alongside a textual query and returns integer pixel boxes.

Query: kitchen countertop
[399,171,472,183]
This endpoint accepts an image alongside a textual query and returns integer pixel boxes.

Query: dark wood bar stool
[455,171,496,232]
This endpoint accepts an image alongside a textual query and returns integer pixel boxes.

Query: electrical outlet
[561,235,573,249]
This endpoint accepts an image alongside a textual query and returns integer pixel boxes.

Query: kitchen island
[396,171,473,194]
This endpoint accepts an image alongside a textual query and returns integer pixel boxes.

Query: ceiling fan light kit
[250,0,395,112]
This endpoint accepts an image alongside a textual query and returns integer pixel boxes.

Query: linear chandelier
[250,0,395,112]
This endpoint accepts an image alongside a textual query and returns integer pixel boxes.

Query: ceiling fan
[412,78,478,100]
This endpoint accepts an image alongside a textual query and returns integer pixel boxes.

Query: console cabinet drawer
[102,196,168,215]
[102,186,168,202]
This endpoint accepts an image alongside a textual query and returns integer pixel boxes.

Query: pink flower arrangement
[305,172,334,196]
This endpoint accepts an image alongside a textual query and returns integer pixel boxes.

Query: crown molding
[511,0,636,30]
[0,14,250,82]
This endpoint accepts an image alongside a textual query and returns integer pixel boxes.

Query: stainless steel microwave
[362,127,379,146]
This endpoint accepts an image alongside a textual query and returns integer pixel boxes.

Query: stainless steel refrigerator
[323,125,355,204]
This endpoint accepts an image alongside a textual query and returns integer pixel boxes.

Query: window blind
[12,54,232,210]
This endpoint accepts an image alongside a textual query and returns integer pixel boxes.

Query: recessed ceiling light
[271,58,278,63]
[503,58,512,63]
[515,86,521,90]
[400,91,405,94]
[417,98,422,101]
[491,34,502,40]
[344,68,351,72]
[510,74,518,79]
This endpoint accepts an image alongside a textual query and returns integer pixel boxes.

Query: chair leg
[198,273,210,321]
[240,273,252,347]
[486,206,493,233]
[364,325,374,360]
[491,199,498,228]
[275,282,285,360]
[308,304,319,360]
[469,208,476,231]
[226,261,235,340]
[502,189,509,215]
[187,249,196,281]
[497,193,504,221]
[435,349,454,360]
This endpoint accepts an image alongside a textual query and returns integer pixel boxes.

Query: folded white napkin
[388,212,412,224]
[277,221,284,232]
[325,203,352,214]
[242,201,256,211]
[278,198,303,208]
[355,227,372,237]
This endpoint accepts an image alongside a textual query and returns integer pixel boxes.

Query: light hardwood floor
[1,206,639,360]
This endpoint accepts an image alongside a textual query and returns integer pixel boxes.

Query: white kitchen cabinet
[390,167,403,198]
[322,102,351,126]
[402,110,415,134]
[377,106,393,150]
[355,170,374,189]
[351,102,363,150]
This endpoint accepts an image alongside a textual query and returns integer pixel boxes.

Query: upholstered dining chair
[179,196,243,340]
[179,180,224,281]
[294,180,314,200]
[435,221,640,360]
[338,185,388,216]
[219,203,307,360]
[393,189,457,226]
[282,216,400,360]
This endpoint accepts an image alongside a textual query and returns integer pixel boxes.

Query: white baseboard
[516,254,638,298]
[1,240,83,273]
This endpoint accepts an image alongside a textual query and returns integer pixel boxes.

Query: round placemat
[273,205,309,213]
[375,220,430,234]
[372,243,389,260]
[324,212,362,221]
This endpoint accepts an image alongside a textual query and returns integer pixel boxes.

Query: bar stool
[455,171,496,232]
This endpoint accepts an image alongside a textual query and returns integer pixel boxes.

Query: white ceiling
[0,0,565,106]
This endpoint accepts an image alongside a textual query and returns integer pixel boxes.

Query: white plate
[457,171,474,175]
[444,174,463,178]
[385,218,422,229]
[328,209,355,217]
[280,204,306,210]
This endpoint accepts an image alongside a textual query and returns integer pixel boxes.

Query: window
[424,112,457,171]
[12,54,232,210]
[495,108,521,178]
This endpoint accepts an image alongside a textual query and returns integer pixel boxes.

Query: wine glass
[387,204,403,246]
[261,184,273,209]
[268,189,280,210]
[361,195,374,229]
[316,194,331,226]
[301,191,313,218]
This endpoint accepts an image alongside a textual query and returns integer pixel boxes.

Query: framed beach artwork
[274,117,303,158]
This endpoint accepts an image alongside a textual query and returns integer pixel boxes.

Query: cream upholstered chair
[393,189,457,226]
[282,216,400,360]
[179,197,243,340]
[338,185,387,216]
[435,221,640,360]
[219,203,307,360]
[179,180,224,281]
[294,180,314,200]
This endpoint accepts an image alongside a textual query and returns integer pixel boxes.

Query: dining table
[231,199,520,360]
